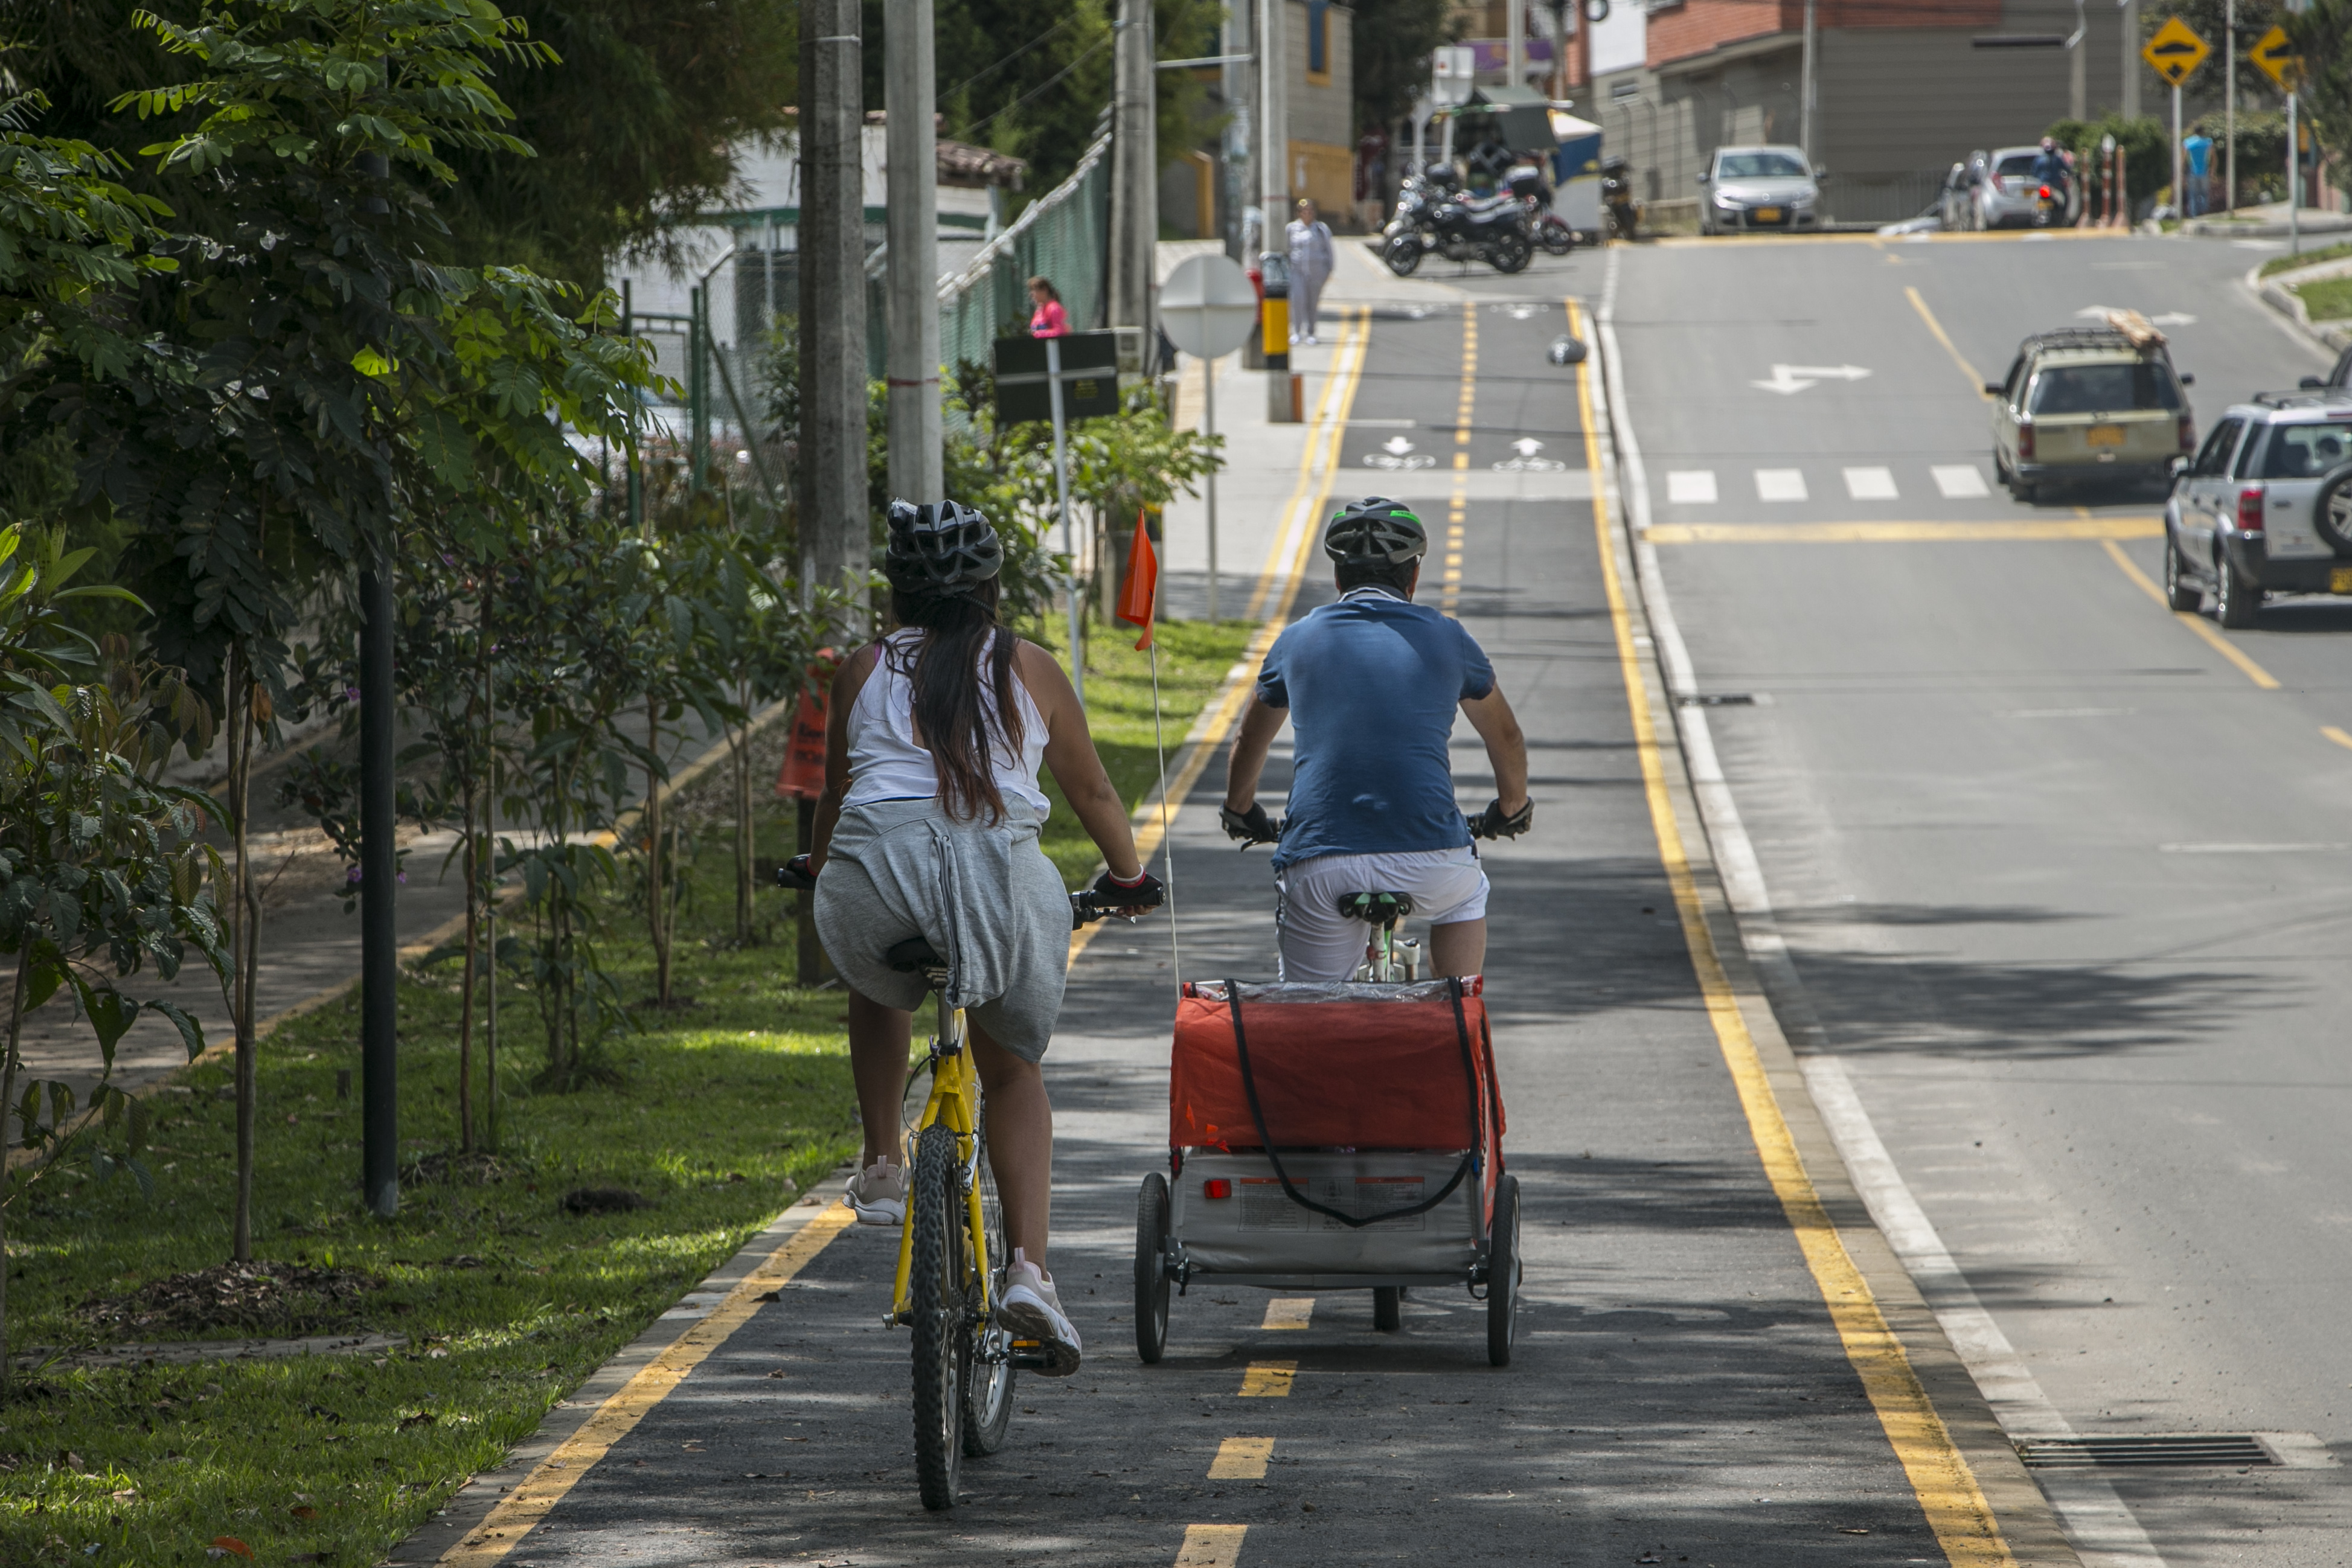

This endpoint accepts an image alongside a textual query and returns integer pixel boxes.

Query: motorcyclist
[1219,499,1531,984]
[2030,136,2071,205]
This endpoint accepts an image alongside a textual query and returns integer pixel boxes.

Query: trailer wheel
[1486,1175,1521,1368]
[1135,1173,1171,1365]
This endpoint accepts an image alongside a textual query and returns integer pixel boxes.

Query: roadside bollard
[1259,252,1298,423]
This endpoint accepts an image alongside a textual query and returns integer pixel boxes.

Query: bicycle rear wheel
[963,1110,1016,1456]
[909,1123,970,1509]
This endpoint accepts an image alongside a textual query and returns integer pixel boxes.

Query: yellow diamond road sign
[2143,16,2211,87]
[2251,25,2303,90]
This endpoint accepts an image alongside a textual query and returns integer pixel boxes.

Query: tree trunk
[1,945,30,1401]
[732,690,753,946]
[457,771,476,1156]
[229,647,257,1265]
[647,696,670,1003]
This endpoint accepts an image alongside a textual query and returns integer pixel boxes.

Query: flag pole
[1147,636,1179,991]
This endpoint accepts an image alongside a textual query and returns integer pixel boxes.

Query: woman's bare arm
[1016,642,1144,882]
[807,644,880,871]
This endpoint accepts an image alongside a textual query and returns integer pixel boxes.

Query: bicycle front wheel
[963,1112,1016,1456]
[909,1123,970,1509]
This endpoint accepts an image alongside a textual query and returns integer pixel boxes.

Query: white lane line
[1754,468,1808,502]
[1668,469,1719,504]
[1843,466,1898,501]
[2159,841,2351,853]
[1594,243,2168,1568]
[1933,464,1992,499]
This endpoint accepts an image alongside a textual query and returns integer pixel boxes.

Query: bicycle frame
[890,988,994,1323]
[1356,921,1423,984]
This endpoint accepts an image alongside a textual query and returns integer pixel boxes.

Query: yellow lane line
[440,1202,858,1566]
[2098,540,2282,690]
[1904,286,1992,400]
[1237,1360,1297,1397]
[1569,300,2018,1568]
[1650,518,2163,543]
[2325,726,2352,752]
[1071,307,1374,965]
[1260,1296,1314,1330]
[1209,1436,1276,1479]
[1175,1523,1249,1566]
[1242,312,1370,624]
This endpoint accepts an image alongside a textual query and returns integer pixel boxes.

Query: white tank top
[841,629,1052,822]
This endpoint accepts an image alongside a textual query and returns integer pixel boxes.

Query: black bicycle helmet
[884,499,1002,594]
[1324,496,1428,568]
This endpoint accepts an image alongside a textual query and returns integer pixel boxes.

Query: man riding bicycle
[1220,498,1531,982]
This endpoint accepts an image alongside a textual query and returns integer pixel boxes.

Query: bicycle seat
[1336,891,1415,927]
[886,935,946,973]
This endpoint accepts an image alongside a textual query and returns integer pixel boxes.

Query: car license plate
[1753,206,1782,223]
[2333,567,2352,595]
[2086,424,2127,448]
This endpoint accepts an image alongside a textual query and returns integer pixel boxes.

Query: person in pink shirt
[1028,276,1069,338]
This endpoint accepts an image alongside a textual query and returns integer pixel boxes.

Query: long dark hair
[884,577,1024,823]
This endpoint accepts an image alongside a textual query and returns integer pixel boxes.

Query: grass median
[0,613,1254,1566]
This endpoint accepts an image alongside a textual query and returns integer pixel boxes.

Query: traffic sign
[2142,16,2211,87]
[993,331,1120,426]
[1159,255,1258,361]
[2251,25,2304,90]
[1432,45,1475,107]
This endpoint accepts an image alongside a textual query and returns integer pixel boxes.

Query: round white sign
[1159,254,1260,361]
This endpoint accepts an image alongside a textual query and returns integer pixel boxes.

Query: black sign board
[994,331,1122,426]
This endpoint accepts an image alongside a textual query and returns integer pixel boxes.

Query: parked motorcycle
[1504,162,1575,256]
[1602,156,1641,241]
[1383,168,1533,277]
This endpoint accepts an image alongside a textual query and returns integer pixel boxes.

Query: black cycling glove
[776,854,818,891]
[1219,802,1280,845]
[1473,798,1534,840]
[1089,868,1165,910]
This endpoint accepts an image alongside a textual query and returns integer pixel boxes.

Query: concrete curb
[1586,260,2085,1567]
[383,1175,850,1566]
[2245,257,2352,360]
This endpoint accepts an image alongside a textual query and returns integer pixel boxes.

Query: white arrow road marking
[1511,437,1544,457]
[1383,435,1415,455]
[1505,303,1538,319]
[2077,304,2197,328]
[1752,363,1872,395]
[1492,435,1568,472]
[1362,434,1436,470]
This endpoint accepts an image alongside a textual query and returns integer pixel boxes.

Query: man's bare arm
[1460,686,1528,813]
[1223,695,1288,811]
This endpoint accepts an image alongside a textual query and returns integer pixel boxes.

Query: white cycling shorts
[1274,845,1489,985]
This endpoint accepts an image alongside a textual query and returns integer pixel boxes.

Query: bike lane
[406,295,2059,1568]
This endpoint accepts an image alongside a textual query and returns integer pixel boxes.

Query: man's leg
[969,1022,1052,1264]
[847,989,912,1169]
[1429,918,1487,978]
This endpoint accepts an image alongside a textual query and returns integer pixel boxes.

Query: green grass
[0,615,1251,1565]
[2293,274,2352,322]
[2261,240,2352,277]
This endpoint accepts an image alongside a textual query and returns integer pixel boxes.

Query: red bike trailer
[1133,976,1519,1366]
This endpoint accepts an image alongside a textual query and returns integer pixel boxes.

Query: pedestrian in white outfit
[1285,198,1335,346]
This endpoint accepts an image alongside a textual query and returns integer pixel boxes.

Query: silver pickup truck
[2164,389,2352,627]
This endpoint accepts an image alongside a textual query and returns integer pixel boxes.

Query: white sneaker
[1306,332,1319,345]
[845,1159,905,1226]
[997,1248,1082,1377]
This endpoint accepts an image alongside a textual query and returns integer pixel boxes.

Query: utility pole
[359,562,397,1219]
[799,0,869,632]
[2224,0,2236,214]
[1260,0,1287,232]
[1224,0,1254,261]
[2069,0,2088,123]
[1800,0,1817,164]
[1507,0,1524,90]
[1109,0,1156,344]
[2121,0,2141,120]
[885,0,941,504]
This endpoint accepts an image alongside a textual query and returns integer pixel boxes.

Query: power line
[938,11,1081,109]
[951,31,1111,142]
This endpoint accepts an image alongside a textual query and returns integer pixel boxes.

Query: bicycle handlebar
[780,858,1139,933]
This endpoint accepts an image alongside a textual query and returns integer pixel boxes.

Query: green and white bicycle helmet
[1323,496,1428,567]
[885,499,1002,595]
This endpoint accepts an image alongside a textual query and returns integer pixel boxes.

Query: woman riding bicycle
[803,499,1162,1375]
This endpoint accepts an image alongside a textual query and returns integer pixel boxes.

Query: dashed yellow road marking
[2099,539,2282,690]
[1571,298,2018,1568]
[1209,1436,1275,1479]
[2324,725,2352,752]
[1650,519,2162,543]
[1905,285,1992,400]
[1238,1360,1296,1397]
[1260,1297,1315,1330]
[439,1203,857,1566]
[1175,1523,1249,1566]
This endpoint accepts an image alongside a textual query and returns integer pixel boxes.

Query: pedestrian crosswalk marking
[1932,464,1990,499]
[1261,1297,1314,1330]
[1755,468,1807,502]
[1238,1360,1296,1396]
[1667,470,1717,504]
[1843,466,1898,500]
[1176,1524,1249,1567]
[1208,1437,1275,1479]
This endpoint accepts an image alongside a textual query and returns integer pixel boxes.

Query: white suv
[2164,390,2352,627]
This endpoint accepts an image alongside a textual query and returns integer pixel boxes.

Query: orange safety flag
[1115,510,1159,650]
[774,649,840,801]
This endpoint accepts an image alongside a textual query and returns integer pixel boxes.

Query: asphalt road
[1613,228,2352,1565]
[466,276,2005,1565]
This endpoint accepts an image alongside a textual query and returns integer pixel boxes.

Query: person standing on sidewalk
[1028,276,1069,338]
[2183,129,2213,219]
[1285,199,1335,347]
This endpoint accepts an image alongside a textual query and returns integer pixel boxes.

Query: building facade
[1161,0,1357,238]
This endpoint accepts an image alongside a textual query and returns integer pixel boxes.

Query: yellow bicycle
[880,892,1121,1511]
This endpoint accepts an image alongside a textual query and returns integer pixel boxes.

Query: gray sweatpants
[813,798,1071,1061]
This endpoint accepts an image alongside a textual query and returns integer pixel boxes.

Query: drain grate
[1677,693,1755,708]
[2019,1434,2273,1469]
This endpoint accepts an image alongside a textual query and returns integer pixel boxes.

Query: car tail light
[2037,184,2052,199]
[2017,423,2035,461]
[2237,485,2266,536]
[2178,415,2196,451]
[1203,1179,1232,1200]
[1992,174,2007,193]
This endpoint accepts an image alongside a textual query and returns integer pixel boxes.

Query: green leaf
[352,346,400,378]
[148,999,207,1061]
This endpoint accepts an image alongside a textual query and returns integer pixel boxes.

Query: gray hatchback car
[2164,389,2352,627]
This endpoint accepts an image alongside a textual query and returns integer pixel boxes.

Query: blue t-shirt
[1256,590,1495,869]
[2185,134,2212,178]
